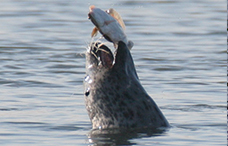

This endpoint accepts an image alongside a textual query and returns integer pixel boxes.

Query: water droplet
[85,75,90,82]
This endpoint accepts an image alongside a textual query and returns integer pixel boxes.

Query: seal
[84,41,169,129]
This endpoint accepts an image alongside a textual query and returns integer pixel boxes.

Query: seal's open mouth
[89,42,114,69]
[87,41,138,80]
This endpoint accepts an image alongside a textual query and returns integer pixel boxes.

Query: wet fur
[84,41,169,129]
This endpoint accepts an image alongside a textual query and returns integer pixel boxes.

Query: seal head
[84,41,169,129]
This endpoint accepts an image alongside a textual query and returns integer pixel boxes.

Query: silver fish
[88,5,133,49]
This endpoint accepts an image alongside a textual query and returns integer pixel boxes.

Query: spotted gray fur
[84,41,169,129]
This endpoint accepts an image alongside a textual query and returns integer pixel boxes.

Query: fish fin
[91,27,98,37]
[107,8,126,30]
[127,40,134,50]
[89,5,95,11]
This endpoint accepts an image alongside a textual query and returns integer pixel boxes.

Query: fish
[91,7,126,37]
[88,5,133,49]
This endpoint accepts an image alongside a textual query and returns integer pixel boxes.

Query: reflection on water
[88,127,168,145]
[0,0,226,145]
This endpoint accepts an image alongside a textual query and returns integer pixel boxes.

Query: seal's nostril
[85,91,90,96]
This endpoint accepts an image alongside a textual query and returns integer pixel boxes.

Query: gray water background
[0,0,226,145]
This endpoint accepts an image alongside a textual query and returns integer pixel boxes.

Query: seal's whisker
[91,49,98,59]
[97,48,110,54]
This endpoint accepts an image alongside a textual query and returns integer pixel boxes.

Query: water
[0,0,226,145]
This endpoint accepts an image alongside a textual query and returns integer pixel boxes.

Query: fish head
[88,6,127,45]
[88,6,115,36]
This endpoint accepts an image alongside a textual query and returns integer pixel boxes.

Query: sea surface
[0,0,226,145]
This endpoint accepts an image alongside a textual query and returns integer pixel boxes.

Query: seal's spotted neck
[84,41,169,129]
